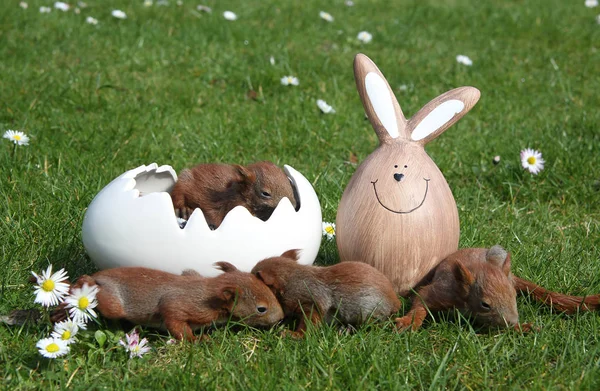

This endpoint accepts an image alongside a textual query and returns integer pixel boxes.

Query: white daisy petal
[322,222,336,240]
[456,55,473,66]
[280,76,299,86]
[585,0,598,8]
[51,319,80,344]
[112,9,127,19]
[319,11,334,22]
[3,130,30,146]
[54,2,69,11]
[37,337,70,358]
[19,2,28,9]
[86,16,98,25]
[31,265,70,307]
[317,99,335,114]
[520,148,545,175]
[223,11,237,21]
[357,31,372,43]
[64,283,99,324]
[39,6,51,13]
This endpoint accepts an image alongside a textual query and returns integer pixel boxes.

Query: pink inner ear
[365,72,399,139]
[411,100,465,141]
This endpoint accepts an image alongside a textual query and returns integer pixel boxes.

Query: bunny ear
[354,54,409,144]
[408,86,480,146]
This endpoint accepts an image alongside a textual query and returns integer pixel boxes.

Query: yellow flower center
[62,331,71,340]
[14,135,21,141]
[42,280,55,292]
[527,156,536,165]
[78,297,89,309]
[46,343,60,353]
[325,226,335,235]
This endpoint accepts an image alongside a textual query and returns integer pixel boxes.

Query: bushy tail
[513,276,600,314]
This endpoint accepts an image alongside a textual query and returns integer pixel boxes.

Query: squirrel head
[212,262,284,327]
[453,246,518,327]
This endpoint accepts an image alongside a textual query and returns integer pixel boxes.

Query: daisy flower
[19,2,28,9]
[197,4,211,12]
[345,1,354,6]
[54,2,70,11]
[269,56,275,65]
[77,1,87,7]
[31,265,70,307]
[456,55,473,66]
[120,330,151,358]
[319,11,334,22]
[143,0,153,6]
[520,148,545,175]
[51,319,80,344]
[322,222,336,240]
[317,99,335,114]
[37,337,70,358]
[223,11,237,21]
[357,31,372,43]
[585,0,598,8]
[281,76,299,86]
[3,130,30,146]
[112,9,127,19]
[39,6,51,13]
[493,155,501,165]
[64,283,99,324]
[86,16,98,25]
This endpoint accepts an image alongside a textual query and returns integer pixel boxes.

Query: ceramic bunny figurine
[336,54,481,295]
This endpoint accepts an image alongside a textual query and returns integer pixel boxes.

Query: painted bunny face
[336,54,480,295]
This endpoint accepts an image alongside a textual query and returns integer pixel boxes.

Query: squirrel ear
[281,249,300,261]
[214,262,238,273]
[486,245,511,276]
[255,270,276,287]
[219,286,240,304]
[452,259,475,287]
[354,54,409,144]
[408,86,480,145]
[234,165,256,184]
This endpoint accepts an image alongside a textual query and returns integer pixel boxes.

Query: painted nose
[393,173,404,182]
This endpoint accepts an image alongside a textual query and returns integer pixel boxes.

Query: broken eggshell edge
[81,163,322,277]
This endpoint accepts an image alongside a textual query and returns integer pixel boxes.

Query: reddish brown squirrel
[396,246,600,332]
[53,263,284,341]
[251,250,401,338]
[170,161,297,229]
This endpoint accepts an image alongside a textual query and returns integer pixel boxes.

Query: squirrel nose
[393,173,404,182]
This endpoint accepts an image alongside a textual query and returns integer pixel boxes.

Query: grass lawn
[1,0,600,389]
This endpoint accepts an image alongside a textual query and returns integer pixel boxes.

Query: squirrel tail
[513,276,600,314]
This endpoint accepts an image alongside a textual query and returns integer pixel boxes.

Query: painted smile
[371,178,430,214]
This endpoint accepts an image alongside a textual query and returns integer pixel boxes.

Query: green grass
[1,0,600,389]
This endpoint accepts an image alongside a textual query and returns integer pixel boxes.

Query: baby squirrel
[53,263,284,341]
[170,161,297,229]
[251,250,401,338]
[395,245,530,332]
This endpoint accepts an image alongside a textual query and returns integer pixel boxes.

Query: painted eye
[261,191,272,198]
[394,165,398,168]
[257,306,268,314]
[481,301,491,311]
[404,165,408,168]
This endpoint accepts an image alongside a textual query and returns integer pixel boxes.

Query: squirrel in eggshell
[52,263,284,341]
[251,250,401,338]
[395,245,600,332]
[170,161,297,229]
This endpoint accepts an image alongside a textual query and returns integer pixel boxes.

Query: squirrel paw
[394,316,414,332]
[514,323,539,333]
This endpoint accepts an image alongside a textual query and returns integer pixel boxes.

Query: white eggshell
[82,163,322,276]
